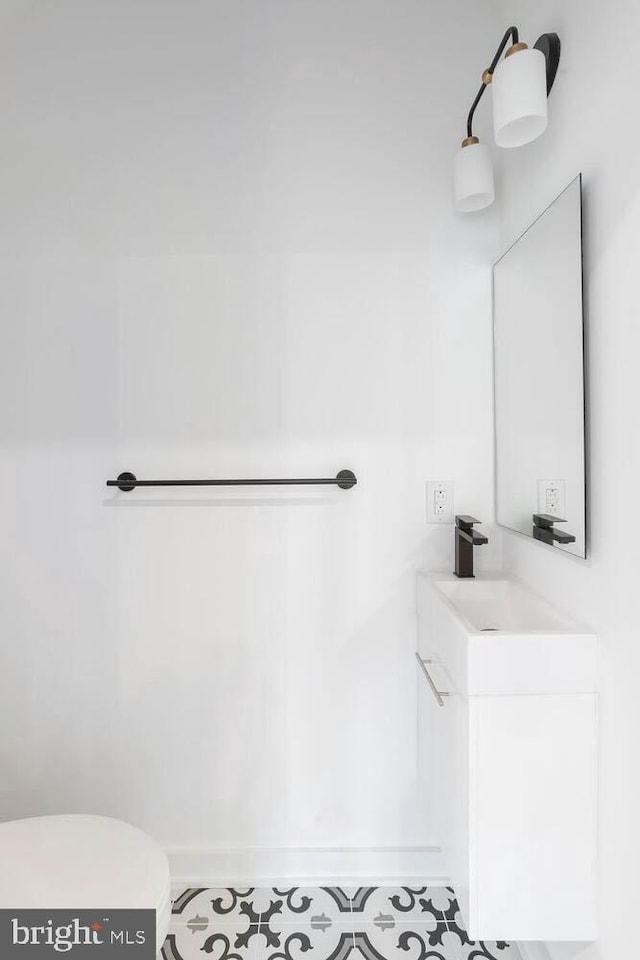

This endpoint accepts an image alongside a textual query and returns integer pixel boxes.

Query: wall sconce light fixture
[454,27,561,213]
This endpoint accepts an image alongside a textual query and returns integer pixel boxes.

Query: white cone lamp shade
[454,140,494,213]
[492,46,548,148]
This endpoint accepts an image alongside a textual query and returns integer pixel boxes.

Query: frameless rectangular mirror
[493,175,586,558]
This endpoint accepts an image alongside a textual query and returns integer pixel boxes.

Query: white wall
[494,2,640,958]
[0,0,501,880]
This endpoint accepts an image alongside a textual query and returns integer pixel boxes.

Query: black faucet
[454,515,488,578]
[532,514,576,545]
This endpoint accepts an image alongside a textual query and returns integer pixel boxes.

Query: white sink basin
[435,576,578,634]
[418,572,598,695]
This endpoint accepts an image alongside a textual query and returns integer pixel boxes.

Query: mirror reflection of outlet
[537,478,566,518]
[427,480,454,524]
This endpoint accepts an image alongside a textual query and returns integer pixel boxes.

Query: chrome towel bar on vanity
[415,652,450,707]
[106,469,357,492]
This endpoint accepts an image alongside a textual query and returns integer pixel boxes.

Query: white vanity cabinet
[417,571,598,943]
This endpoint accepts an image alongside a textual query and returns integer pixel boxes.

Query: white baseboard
[518,945,552,960]
[167,845,446,887]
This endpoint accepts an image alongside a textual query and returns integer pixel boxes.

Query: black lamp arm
[466,26,520,138]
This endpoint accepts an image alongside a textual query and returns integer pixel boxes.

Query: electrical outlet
[427,480,454,524]
[537,478,567,518]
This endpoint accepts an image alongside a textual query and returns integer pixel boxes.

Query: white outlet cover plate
[426,480,454,524]
[537,478,567,519]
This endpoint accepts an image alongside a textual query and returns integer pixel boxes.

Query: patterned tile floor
[161,887,521,960]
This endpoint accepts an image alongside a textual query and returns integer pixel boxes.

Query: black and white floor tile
[161,887,521,960]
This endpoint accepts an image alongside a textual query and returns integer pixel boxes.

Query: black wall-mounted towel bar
[107,470,357,492]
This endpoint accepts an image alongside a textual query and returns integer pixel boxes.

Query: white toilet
[0,815,171,955]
